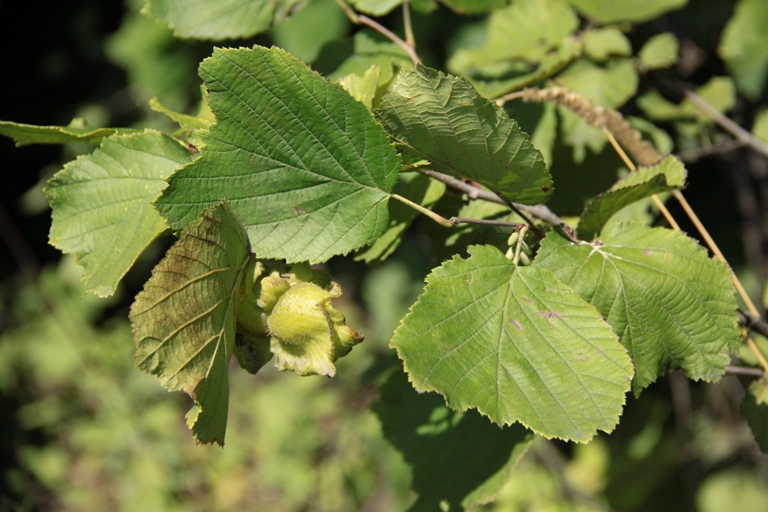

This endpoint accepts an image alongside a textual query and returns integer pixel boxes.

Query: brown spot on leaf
[509,319,523,331]
[644,249,652,256]
[523,298,533,304]
[538,311,563,320]
[465,279,472,284]
[294,206,306,216]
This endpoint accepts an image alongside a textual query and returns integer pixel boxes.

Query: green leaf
[143,0,304,40]
[741,380,768,454]
[469,37,582,100]
[156,46,401,263]
[391,244,633,442]
[627,116,674,156]
[149,89,215,147]
[578,156,687,240]
[355,172,445,264]
[582,28,632,62]
[130,201,251,446]
[638,33,679,70]
[638,77,736,124]
[0,118,139,147]
[271,0,349,64]
[372,369,534,512]
[377,66,553,205]
[448,0,579,74]
[348,0,403,16]
[325,30,412,85]
[567,0,687,23]
[440,0,510,14]
[753,109,768,144]
[719,0,768,99]
[46,131,191,297]
[535,223,740,393]
[337,65,381,110]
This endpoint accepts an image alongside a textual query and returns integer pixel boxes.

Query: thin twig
[602,128,681,230]
[449,217,522,228]
[357,15,420,65]
[402,0,415,49]
[684,90,768,160]
[333,0,420,64]
[415,168,565,226]
[745,332,768,374]
[677,139,746,162]
[725,365,765,377]
[738,310,768,339]
[390,193,451,227]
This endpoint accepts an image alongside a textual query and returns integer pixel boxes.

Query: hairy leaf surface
[0,118,139,146]
[130,202,250,445]
[143,0,303,40]
[373,370,533,511]
[46,131,191,297]
[377,66,552,205]
[391,244,633,442]
[535,223,740,392]
[156,46,401,263]
[578,156,686,240]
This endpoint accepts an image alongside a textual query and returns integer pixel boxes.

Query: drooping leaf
[372,369,534,512]
[567,0,687,23]
[130,201,251,445]
[578,156,686,240]
[741,380,768,454]
[355,172,445,265]
[143,0,304,40]
[535,223,740,392]
[377,66,553,205]
[391,244,633,442]
[448,0,579,74]
[156,46,401,263]
[582,28,632,62]
[46,131,191,297]
[719,0,768,99]
[0,118,139,147]
[639,33,679,70]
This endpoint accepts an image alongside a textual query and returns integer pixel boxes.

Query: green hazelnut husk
[233,259,363,377]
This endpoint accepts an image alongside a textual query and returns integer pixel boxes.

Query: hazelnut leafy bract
[131,202,363,445]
